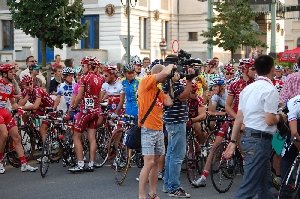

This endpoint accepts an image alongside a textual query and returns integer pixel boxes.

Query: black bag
[277,115,290,137]
[125,89,160,149]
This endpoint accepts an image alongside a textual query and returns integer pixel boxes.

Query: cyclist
[53,67,75,113]
[274,65,287,82]
[0,64,38,173]
[186,81,207,144]
[120,63,140,120]
[68,56,104,172]
[223,63,237,88]
[18,75,54,143]
[131,55,146,78]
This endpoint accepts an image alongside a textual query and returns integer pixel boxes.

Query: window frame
[2,20,14,50]
[81,15,99,49]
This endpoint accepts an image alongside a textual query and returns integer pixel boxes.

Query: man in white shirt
[224,55,286,199]
[19,56,46,86]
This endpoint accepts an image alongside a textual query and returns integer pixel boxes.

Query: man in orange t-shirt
[138,64,176,199]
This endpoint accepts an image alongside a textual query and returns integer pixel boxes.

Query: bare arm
[178,80,192,102]
[74,86,84,108]
[18,94,30,106]
[9,98,19,110]
[225,95,236,118]
[21,98,42,111]
[191,106,206,123]
[53,95,61,110]
[155,64,174,82]
[99,91,106,103]
[115,93,125,114]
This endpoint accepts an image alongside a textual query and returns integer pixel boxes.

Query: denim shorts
[141,127,165,156]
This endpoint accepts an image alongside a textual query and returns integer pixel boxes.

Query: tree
[7,0,87,67]
[201,0,268,61]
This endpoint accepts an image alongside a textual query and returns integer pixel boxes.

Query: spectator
[224,55,286,198]
[49,66,63,95]
[19,56,46,86]
[29,64,45,89]
[64,58,74,69]
[143,57,151,68]
[52,54,63,68]
[7,60,21,99]
[138,64,174,199]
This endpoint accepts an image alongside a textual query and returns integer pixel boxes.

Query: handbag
[125,89,161,149]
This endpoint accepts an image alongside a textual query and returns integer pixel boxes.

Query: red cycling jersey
[227,78,255,113]
[273,79,284,93]
[20,86,54,114]
[187,95,204,118]
[0,79,14,108]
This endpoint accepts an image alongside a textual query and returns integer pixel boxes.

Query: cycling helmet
[204,59,212,65]
[208,59,217,66]
[212,76,225,85]
[243,58,255,69]
[223,63,235,73]
[80,56,96,65]
[145,66,151,73]
[0,64,14,72]
[275,65,283,71]
[103,65,117,74]
[29,64,41,71]
[21,75,33,84]
[130,55,142,65]
[122,63,135,73]
[294,64,299,72]
[75,66,83,74]
[191,81,199,91]
[62,67,75,75]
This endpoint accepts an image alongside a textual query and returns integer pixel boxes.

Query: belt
[248,132,273,140]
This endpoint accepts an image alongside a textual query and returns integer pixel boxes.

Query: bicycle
[278,138,300,198]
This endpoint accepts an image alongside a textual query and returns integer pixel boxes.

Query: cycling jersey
[20,85,54,115]
[274,75,287,82]
[287,95,300,122]
[211,90,228,109]
[57,82,75,109]
[273,79,284,93]
[72,82,80,95]
[187,95,204,118]
[228,78,255,113]
[120,77,140,118]
[101,79,124,111]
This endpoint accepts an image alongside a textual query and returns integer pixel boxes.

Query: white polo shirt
[238,76,279,133]
[287,95,300,122]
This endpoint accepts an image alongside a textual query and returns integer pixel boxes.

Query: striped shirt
[279,72,300,104]
[162,81,188,124]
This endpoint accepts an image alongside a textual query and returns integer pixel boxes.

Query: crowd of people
[0,54,299,199]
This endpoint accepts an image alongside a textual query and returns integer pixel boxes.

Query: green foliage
[7,0,87,49]
[274,59,294,69]
[201,0,268,60]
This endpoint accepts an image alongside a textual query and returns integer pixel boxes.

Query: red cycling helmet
[223,63,235,73]
[208,59,217,66]
[21,75,33,84]
[243,58,255,69]
[80,56,96,65]
[103,65,117,74]
[0,64,14,72]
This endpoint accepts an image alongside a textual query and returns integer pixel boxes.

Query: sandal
[148,193,159,199]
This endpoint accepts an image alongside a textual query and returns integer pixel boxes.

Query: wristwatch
[230,140,237,144]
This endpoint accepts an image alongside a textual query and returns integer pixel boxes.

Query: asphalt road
[0,159,245,199]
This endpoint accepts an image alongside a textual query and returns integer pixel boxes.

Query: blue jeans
[163,123,186,193]
[235,128,275,199]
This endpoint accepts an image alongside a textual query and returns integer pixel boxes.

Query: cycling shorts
[74,109,99,133]
[0,108,16,131]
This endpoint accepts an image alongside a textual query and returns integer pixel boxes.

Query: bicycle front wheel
[95,127,110,168]
[40,133,52,178]
[210,141,236,193]
[186,138,203,184]
[279,160,300,198]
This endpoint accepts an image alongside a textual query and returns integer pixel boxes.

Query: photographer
[138,64,174,199]
[162,67,195,198]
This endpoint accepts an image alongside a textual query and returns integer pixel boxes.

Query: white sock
[88,161,94,167]
[201,175,207,180]
[78,161,84,167]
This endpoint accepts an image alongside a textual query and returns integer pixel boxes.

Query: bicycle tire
[19,127,35,161]
[5,137,21,168]
[279,159,300,198]
[107,129,123,170]
[210,141,236,193]
[115,146,131,186]
[40,133,52,178]
[95,127,110,168]
[49,127,63,163]
[186,138,202,184]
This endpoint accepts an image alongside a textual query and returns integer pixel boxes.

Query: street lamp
[121,0,137,64]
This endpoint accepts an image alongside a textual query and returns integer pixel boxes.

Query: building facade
[0,0,298,65]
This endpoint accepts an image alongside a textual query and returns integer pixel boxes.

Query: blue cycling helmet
[212,76,225,85]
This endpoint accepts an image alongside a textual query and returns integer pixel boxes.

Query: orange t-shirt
[138,75,166,130]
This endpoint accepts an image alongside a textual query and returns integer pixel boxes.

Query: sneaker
[158,172,163,180]
[162,188,168,193]
[21,164,38,172]
[68,165,84,172]
[191,176,206,188]
[0,164,5,174]
[85,165,94,172]
[168,187,190,198]
[37,157,41,162]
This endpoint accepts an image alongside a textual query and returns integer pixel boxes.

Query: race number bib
[111,103,117,110]
[84,98,94,109]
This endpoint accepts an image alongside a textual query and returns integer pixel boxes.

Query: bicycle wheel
[6,139,21,168]
[40,133,52,178]
[210,141,236,193]
[115,147,131,186]
[107,129,122,170]
[279,160,300,198]
[95,127,110,168]
[186,138,203,184]
[19,127,35,161]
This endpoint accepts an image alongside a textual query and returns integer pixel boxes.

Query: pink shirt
[280,72,300,104]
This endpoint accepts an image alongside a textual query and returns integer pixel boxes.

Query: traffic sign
[172,40,179,54]
[119,35,133,49]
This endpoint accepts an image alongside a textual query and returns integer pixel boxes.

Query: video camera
[163,49,202,80]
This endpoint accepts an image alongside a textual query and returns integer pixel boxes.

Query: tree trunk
[40,38,46,68]
[230,49,234,63]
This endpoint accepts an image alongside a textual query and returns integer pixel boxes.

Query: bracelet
[231,140,237,144]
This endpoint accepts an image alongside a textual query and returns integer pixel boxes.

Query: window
[162,20,170,49]
[140,17,148,49]
[188,32,198,41]
[2,20,14,50]
[297,37,300,47]
[81,16,99,49]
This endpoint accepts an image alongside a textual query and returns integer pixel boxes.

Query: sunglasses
[29,60,37,63]
[104,74,109,77]
[225,72,234,75]
[191,91,197,94]
[249,67,256,71]
[23,82,33,86]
